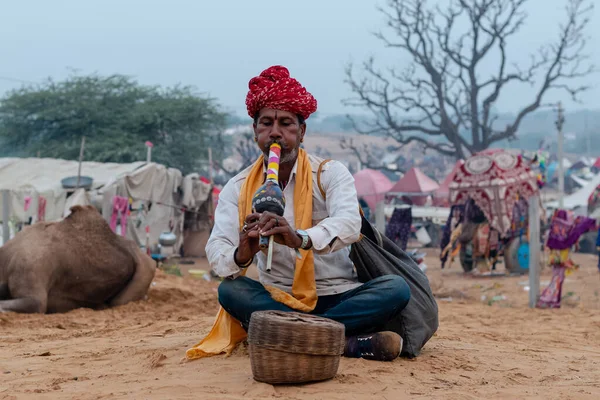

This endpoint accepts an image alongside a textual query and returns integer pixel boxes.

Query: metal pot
[61,176,94,190]
[158,231,177,246]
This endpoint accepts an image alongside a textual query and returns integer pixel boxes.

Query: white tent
[0,157,146,222]
[0,158,209,253]
[558,158,573,169]
[385,205,450,225]
[179,173,215,257]
[98,162,185,252]
[570,175,592,188]
[545,173,600,214]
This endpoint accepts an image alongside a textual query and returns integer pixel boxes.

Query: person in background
[596,226,600,272]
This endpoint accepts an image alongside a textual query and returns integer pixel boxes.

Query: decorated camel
[0,205,156,313]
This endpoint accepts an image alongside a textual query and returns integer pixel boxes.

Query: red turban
[245,65,317,120]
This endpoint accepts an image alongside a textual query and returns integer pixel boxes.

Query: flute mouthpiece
[266,144,282,181]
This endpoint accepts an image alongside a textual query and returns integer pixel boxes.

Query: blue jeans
[218,275,410,336]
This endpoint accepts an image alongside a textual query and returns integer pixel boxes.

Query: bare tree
[313,145,333,159]
[340,138,409,173]
[344,0,595,160]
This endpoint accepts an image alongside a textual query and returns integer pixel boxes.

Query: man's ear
[299,123,306,142]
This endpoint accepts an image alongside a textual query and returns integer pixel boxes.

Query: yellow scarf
[185,149,317,360]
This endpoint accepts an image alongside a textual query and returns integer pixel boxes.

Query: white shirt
[206,154,363,296]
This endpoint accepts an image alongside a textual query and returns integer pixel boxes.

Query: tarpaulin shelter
[180,173,215,257]
[0,157,146,223]
[198,176,221,209]
[570,157,595,171]
[449,149,538,237]
[352,168,395,211]
[546,173,600,213]
[99,162,185,252]
[388,167,439,206]
[546,159,573,183]
[0,157,212,253]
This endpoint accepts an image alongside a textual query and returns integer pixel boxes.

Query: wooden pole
[76,136,86,189]
[528,195,541,308]
[2,190,10,245]
[208,147,213,184]
[207,147,215,227]
[585,112,591,161]
[145,141,153,164]
[375,201,385,234]
[556,102,565,209]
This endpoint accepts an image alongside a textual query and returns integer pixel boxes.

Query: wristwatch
[296,229,311,250]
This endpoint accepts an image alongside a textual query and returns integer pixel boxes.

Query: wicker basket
[248,310,345,384]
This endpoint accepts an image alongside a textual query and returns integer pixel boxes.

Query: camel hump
[69,205,99,215]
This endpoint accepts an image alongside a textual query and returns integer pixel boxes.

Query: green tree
[0,73,227,174]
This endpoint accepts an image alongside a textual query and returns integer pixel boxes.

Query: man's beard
[280,147,298,164]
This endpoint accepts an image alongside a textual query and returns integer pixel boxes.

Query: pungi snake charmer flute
[252,143,285,271]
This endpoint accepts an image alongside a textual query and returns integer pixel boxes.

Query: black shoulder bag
[317,160,439,358]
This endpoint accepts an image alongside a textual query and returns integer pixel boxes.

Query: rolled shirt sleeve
[205,179,243,278]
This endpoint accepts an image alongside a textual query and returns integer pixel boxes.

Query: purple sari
[546,210,596,250]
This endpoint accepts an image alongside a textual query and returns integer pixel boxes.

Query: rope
[130,198,208,216]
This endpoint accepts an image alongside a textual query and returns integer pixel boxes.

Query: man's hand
[235,214,262,265]
[254,211,303,249]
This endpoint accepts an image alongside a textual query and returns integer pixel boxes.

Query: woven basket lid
[248,311,345,356]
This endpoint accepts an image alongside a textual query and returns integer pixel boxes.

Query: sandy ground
[2,251,600,400]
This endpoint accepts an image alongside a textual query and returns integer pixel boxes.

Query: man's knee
[374,275,411,311]
[217,277,252,309]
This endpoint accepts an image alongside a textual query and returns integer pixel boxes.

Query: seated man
[199,66,410,362]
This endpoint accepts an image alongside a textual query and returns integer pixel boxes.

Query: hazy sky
[1,0,598,118]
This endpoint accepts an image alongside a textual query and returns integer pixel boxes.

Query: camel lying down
[0,205,156,313]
